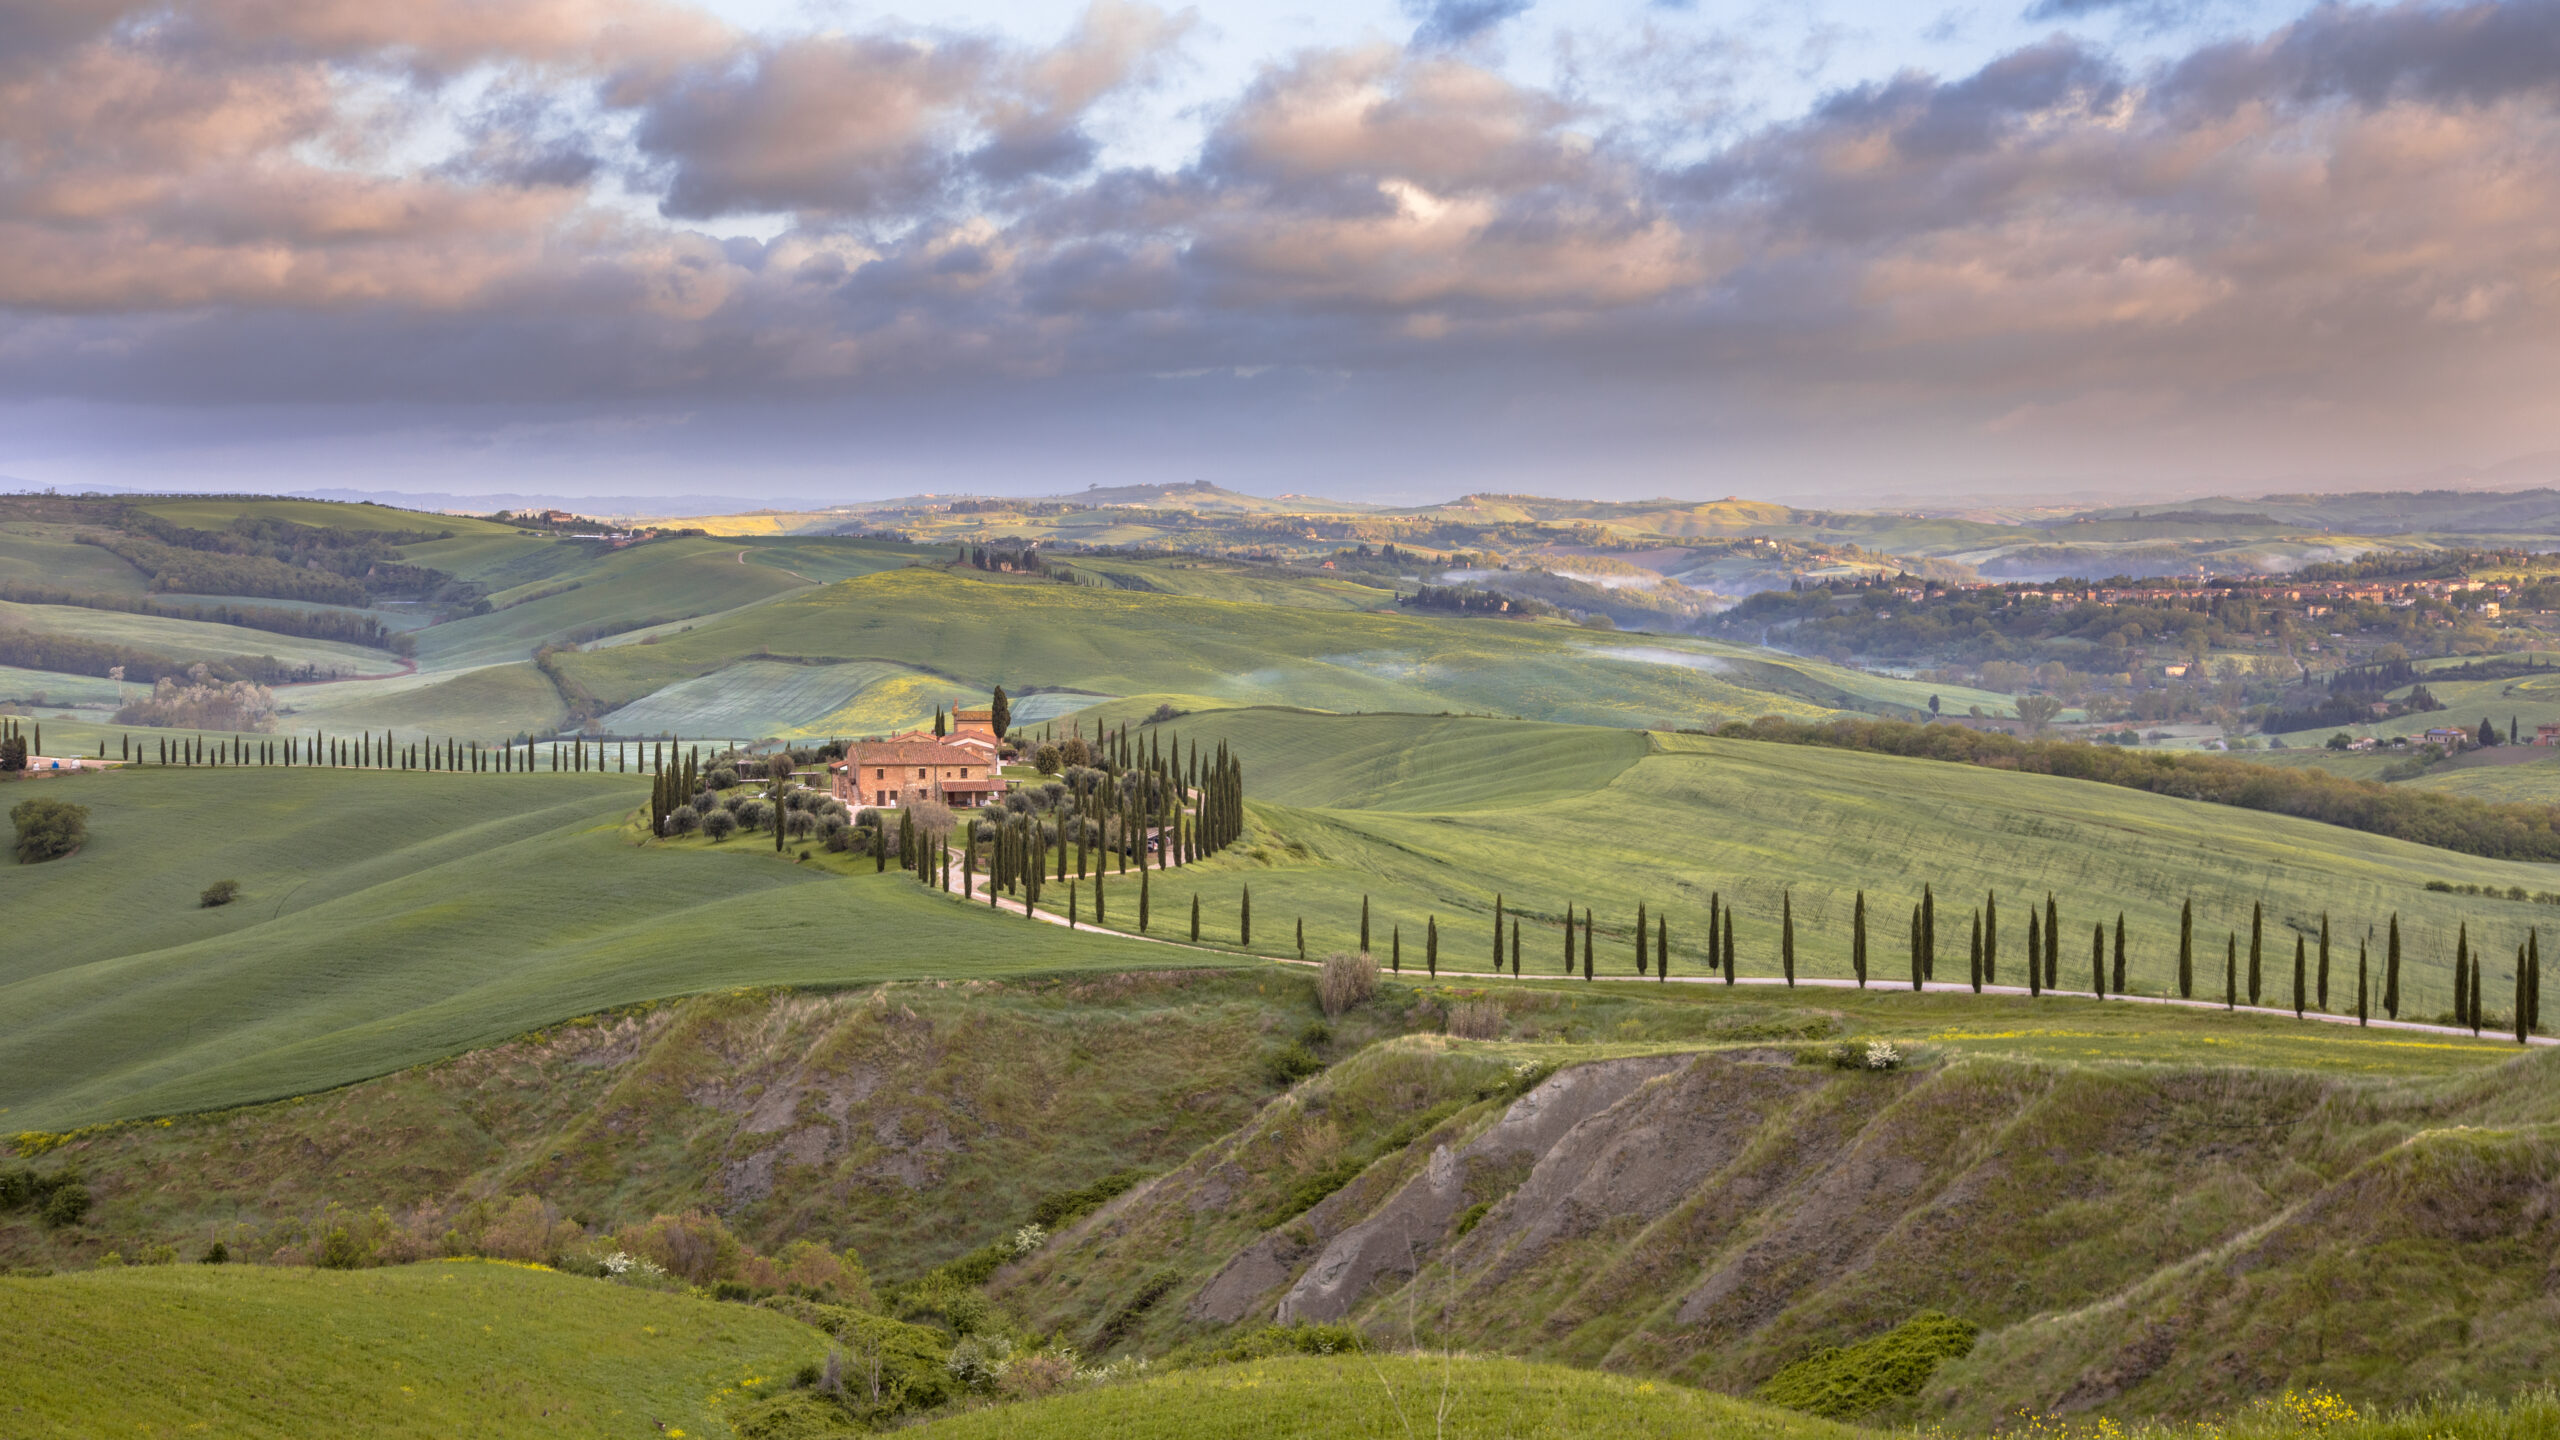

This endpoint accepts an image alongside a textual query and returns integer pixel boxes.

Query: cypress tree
[1970,910,1983,992]
[1296,916,1304,960]
[1360,895,1372,954]
[1636,902,1649,975]
[2113,913,2127,994]
[2357,938,2369,1026]
[2178,898,2194,999]
[1921,884,1936,982]
[2027,909,2043,996]
[2292,934,2306,1018]
[1513,919,1523,977]
[1853,891,1868,988]
[1583,910,1594,982]
[2225,933,2237,1010]
[2091,922,2105,998]
[1094,868,1105,923]
[1709,894,1722,976]
[2456,922,2471,1027]
[2518,945,2532,1046]
[1494,895,1505,969]
[1191,892,1201,942]
[1068,882,1078,929]
[1657,914,1667,982]
[1241,885,1252,947]
[2386,913,2403,1019]
[2471,957,2483,1037]
[2317,914,2331,1010]
[1724,908,1736,986]
[1427,916,1438,976]
[1984,891,1999,985]
[1564,908,1576,974]
[1782,892,1795,987]
[2044,894,2059,989]
[1909,903,1923,991]
[1140,865,1150,931]
[2248,903,2264,1007]
[2530,928,2543,1036]
[1394,926,1403,973]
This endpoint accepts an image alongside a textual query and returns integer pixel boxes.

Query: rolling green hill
[0,767,1211,1130]
[1085,709,2553,1017]
[0,1260,824,1438]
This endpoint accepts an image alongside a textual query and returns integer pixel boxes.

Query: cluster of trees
[0,583,414,654]
[973,727,1241,925]
[0,631,325,688]
[1398,584,1549,618]
[2268,660,2446,733]
[114,671,275,731]
[1717,716,2560,862]
[77,509,467,605]
[954,544,1065,579]
[655,750,853,848]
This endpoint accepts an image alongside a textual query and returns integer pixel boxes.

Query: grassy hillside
[0,767,1211,1130]
[0,1260,822,1438]
[909,1353,1864,1439]
[0,597,396,674]
[1103,710,2555,1017]
[551,569,1894,736]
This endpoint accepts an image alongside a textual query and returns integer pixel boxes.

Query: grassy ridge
[0,768,1208,1130]
[554,569,1859,733]
[0,1260,824,1439]
[908,1353,1865,1439]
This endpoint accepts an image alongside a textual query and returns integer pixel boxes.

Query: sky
[5,0,2560,505]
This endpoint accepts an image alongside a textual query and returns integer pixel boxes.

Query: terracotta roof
[954,708,993,722]
[831,740,985,767]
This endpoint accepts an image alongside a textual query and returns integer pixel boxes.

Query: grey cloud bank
[4,0,2560,501]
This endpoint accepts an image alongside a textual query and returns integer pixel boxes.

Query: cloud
[1403,0,1536,50]
[9,0,2560,491]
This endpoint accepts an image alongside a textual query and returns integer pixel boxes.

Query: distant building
[829,738,1007,812]
[2537,723,2560,746]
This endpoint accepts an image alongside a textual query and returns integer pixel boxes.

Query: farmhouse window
[875,768,886,780]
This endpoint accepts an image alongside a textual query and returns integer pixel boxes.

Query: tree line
[1717,716,2560,862]
[89,726,734,776]
[0,583,415,654]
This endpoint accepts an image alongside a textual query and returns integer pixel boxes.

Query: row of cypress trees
[95,728,723,776]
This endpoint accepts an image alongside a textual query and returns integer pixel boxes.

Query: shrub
[945,1333,1013,1389]
[38,1180,90,1229]
[1263,1043,1324,1087]
[735,799,773,831]
[997,1350,1076,1399]
[1172,1323,1365,1369]
[665,804,699,834]
[1317,951,1378,1017]
[617,1209,745,1286]
[702,808,739,842]
[1754,1310,1978,1419]
[199,879,240,908]
[1451,1200,1492,1237]
[1447,1001,1504,1040]
[12,797,89,864]
[200,1241,228,1264]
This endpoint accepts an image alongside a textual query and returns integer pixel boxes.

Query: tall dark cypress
[1781,893,1795,987]
[2456,922,2471,1027]
[2357,938,2369,1026]
[1657,914,1667,983]
[1723,909,1736,986]
[1853,891,1869,988]
[1394,926,1402,973]
[2091,923,2105,998]
[1970,911,1983,992]
[1427,916,1437,975]
[2178,898,2194,999]
[2318,914,2331,1011]
[1709,894,1723,976]
[1921,885,1936,982]
[1513,919,1523,977]
[1909,904,1923,991]
[2292,934,2306,1018]
[1241,885,1252,947]
[2044,894,2059,989]
[1637,903,1650,976]
[1360,895,1372,955]
[2225,933,2237,1010]
[2112,913,2127,994]
[2471,957,2483,1037]
[2386,913,2403,1019]
[1582,909,1594,982]
[2249,903,2264,1007]
[1564,909,1576,974]
[2517,945,2532,1046]
[1985,891,1999,985]
[1494,895,1505,970]
[2027,909,2043,996]
[2530,928,2543,1036]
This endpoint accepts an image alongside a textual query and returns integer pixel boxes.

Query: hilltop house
[829,733,1008,813]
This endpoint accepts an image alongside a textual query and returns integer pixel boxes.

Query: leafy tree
[12,797,89,863]
[701,808,738,842]
[199,879,240,908]
[2015,694,2064,731]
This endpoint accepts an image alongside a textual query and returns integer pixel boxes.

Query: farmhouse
[829,737,1006,812]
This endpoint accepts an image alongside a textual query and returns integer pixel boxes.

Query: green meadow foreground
[0,1260,820,1439]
